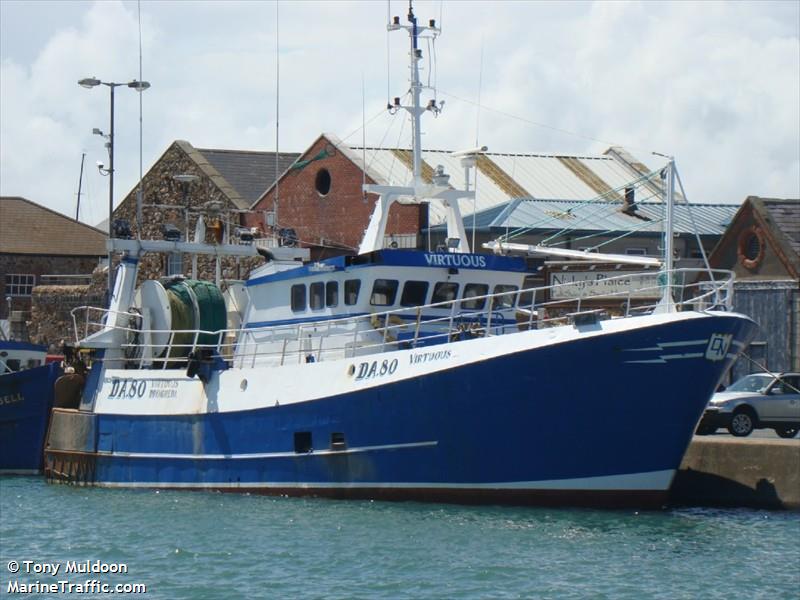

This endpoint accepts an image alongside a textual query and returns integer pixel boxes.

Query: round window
[737,226,765,270]
[315,168,331,196]
[743,234,760,261]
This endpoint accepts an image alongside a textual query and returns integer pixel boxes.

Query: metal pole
[409,6,423,187]
[663,159,674,276]
[107,84,116,300]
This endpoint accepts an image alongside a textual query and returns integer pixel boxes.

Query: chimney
[622,187,636,214]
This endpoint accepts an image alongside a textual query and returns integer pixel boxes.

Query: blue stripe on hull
[0,363,60,472]
[67,314,757,497]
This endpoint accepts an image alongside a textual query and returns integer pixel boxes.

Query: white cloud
[1,0,797,225]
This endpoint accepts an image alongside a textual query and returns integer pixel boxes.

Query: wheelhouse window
[625,247,648,256]
[4,274,35,296]
[518,275,541,309]
[370,279,399,306]
[310,282,324,310]
[460,283,489,310]
[400,281,429,307]
[344,279,361,305]
[493,284,519,309]
[326,281,339,307]
[431,282,459,304]
[291,284,306,312]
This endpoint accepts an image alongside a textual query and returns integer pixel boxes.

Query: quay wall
[670,437,800,510]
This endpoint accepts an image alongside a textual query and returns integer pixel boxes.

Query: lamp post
[78,77,150,298]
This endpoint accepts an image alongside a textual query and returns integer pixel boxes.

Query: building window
[166,253,183,276]
[4,274,35,296]
[315,168,331,196]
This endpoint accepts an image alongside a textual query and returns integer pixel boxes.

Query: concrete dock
[670,436,800,510]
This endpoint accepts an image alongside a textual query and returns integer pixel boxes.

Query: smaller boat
[0,340,62,474]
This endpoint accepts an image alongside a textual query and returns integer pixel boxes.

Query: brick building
[0,197,106,339]
[708,196,799,378]
[248,138,713,264]
[248,134,425,261]
[112,140,300,284]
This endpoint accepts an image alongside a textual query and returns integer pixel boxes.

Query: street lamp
[78,76,150,298]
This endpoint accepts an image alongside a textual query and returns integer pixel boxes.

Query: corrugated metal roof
[0,196,107,255]
[436,198,739,236]
[351,146,670,225]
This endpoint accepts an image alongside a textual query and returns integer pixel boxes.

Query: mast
[408,3,423,187]
[655,158,676,313]
[388,1,442,190]
[360,2,474,256]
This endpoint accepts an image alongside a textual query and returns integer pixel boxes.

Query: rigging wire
[499,168,665,245]
[340,106,395,144]
[471,37,484,252]
[437,89,652,156]
[674,165,715,281]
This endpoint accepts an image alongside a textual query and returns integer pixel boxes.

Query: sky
[1,0,798,227]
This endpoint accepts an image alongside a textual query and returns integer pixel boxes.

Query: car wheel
[775,427,799,439]
[728,408,756,437]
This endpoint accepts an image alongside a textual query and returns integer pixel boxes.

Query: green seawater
[1,477,798,599]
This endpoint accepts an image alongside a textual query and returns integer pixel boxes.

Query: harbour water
[1,477,798,599]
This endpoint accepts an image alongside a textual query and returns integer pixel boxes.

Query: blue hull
[46,314,756,507]
[1,363,60,473]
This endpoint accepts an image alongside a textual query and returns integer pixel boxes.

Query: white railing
[70,268,735,370]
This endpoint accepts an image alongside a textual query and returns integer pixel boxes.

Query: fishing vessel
[1,340,61,473]
[44,6,756,507]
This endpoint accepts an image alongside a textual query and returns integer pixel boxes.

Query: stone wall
[0,253,102,320]
[113,141,264,286]
[28,266,106,352]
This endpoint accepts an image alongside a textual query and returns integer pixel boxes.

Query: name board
[549,271,661,300]
[423,254,487,268]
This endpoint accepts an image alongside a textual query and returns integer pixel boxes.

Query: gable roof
[195,147,300,206]
[346,144,676,225]
[708,196,799,279]
[760,198,800,259]
[0,197,107,255]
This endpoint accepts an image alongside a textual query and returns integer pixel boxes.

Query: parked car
[696,373,800,438]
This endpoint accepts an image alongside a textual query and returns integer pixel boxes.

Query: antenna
[75,152,86,221]
[136,0,144,236]
[362,73,367,202]
[274,0,280,239]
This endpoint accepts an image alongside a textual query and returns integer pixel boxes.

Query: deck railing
[70,268,735,370]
